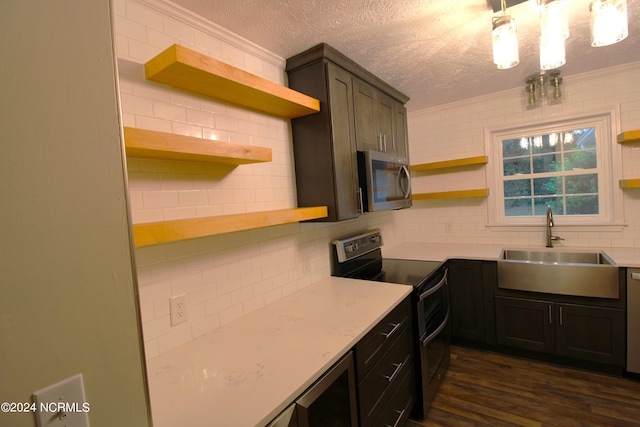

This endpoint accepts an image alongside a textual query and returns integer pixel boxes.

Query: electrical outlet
[170,294,188,326]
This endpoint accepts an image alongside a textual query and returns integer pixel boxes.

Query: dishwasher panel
[628,269,640,374]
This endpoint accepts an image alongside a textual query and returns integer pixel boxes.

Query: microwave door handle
[398,165,411,198]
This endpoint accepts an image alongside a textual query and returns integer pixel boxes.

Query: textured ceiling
[170,0,640,111]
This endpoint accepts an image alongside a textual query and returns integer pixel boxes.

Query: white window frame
[484,107,624,230]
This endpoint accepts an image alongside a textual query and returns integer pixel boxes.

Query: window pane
[502,138,530,158]
[504,158,531,176]
[533,177,563,196]
[533,153,561,173]
[573,128,596,149]
[532,135,561,155]
[566,173,598,194]
[534,197,564,215]
[505,198,532,216]
[566,195,599,215]
[564,150,597,170]
[504,179,531,197]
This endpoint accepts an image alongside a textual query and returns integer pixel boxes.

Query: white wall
[402,63,640,248]
[113,0,404,359]
[0,1,150,426]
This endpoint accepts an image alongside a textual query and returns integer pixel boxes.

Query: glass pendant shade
[540,0,569,39]
[539,32,566,70]
[492,16,519,69]
[590,0,628,47]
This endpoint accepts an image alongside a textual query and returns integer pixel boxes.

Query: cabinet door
[556,304,625,367]
[353,78,379,152]
[326,63,361,221]
[449,260,486,342]
[288,61,360,222]
[377,91,394,154]
[495,297,555,354]
[393,101,409,159]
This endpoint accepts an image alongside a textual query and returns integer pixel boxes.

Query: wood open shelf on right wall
[618,130,640,189]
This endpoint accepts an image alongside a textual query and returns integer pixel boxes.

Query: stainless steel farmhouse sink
[497,249,620,299]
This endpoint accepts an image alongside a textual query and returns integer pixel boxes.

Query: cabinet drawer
[373,368,415,427]
[355,297,412,379]
[357,326,413,427]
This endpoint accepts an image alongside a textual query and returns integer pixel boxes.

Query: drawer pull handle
[385,409,405,427]
[384,362,404,383]
[381,322,402,339]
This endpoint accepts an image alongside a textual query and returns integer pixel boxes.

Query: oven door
[414,267,450,418]
[358,150,412,212]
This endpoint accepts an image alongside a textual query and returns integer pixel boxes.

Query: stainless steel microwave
[357,150,412,212]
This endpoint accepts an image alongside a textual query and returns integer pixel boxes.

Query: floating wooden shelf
[123,127,271,164]
[144,44,320,119]
[133,206,329,247]
[617,130,640,144]
[410,156,488,172]
[620,179,640,189]
[412,189,489,200]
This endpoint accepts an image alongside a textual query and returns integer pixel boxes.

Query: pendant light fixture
[491,0,630,75]
[590,0,628,47]
[538,0,568,70]
[539,0,569,39]
[492,0,519,69]
[539,32,566,70]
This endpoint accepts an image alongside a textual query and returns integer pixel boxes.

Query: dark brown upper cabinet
[286,43,410,222]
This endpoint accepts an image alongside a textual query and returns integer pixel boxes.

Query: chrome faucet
[545,207,563,247]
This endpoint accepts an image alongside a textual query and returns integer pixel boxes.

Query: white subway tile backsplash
[162,17,195,46]
[192,315,221,338]
[152,101,187,122]
[157,324,193,354]
[219,304,244,326]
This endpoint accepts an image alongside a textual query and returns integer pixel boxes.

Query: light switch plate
[32,374,90,427]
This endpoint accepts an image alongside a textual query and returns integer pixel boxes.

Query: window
[502,127,599,217]
[485,109,623,227]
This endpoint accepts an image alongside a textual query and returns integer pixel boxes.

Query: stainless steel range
[331,229,450,420]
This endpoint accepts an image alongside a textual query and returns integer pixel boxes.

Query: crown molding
[131,0,285,68]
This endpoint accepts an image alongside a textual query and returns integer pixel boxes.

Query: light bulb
[493,16,520,69]
[590,0,628,47]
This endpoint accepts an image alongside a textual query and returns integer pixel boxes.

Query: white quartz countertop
[384,242,640,267]
[146,277,412,427]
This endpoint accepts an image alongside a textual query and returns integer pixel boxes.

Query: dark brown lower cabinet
[556,303,625,365]
[448,260,497,345]
[496,296,625,367]
[354,296,415,427]
[495,297,555,354]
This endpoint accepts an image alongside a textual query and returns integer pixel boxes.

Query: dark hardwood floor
[408,346,640,426]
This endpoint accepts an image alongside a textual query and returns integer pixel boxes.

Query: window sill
[486,222,626,232]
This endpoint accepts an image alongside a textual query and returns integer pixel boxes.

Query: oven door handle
[421,307,450,348]
[418,269,447,302]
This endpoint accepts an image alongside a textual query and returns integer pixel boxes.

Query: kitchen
[2,0,640,426]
